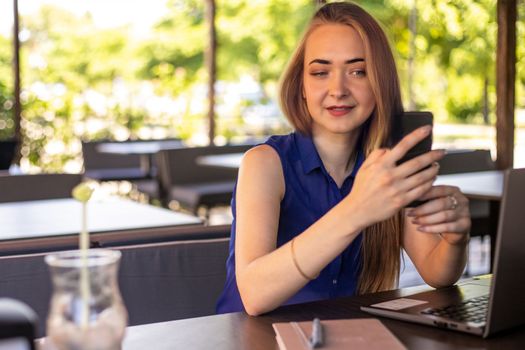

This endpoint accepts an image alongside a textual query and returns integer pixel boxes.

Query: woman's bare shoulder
[241,144,281,170]
[239,144,284,196]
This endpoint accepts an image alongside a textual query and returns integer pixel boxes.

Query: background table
[119,282,525,350]
[97,139,184,175]
[435,170,504,200]
[196,153,244,169]
[0,197,202,255]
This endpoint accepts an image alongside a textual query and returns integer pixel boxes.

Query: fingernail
[417,226,427,232]
[421,125,432,135]
[406,210,415,217]
[412,219,419,225]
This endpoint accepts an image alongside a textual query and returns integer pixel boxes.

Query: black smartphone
[391,111,434,207]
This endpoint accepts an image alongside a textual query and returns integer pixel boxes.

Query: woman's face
[303,24,376,138]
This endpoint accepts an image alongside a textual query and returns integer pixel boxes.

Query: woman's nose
[328,73,349,98]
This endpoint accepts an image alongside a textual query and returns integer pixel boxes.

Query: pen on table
[309,318,324,348]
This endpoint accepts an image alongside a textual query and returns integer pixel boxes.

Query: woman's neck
[312,130,360,187]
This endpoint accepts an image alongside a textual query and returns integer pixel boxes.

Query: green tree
[20,5,143,170]
[408,0,497,123]
[137,0,206,95]
[517,2,525,109]
[0,34,14,140]
[139,0,315,91]
[215,0,315,83]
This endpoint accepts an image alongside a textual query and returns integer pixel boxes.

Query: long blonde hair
[279,2,404,294]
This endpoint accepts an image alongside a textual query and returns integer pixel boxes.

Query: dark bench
[156,144,253,214]
[0,173,82,203]
[0,226,231,337]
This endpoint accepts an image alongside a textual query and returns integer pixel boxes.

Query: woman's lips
[326,105,354,117]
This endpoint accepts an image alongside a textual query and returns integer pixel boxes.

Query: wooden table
[0,197,202,255]
[97,139,185,175]
[196,153,244,169]
[435,170,504,200]
[119,283,525,350]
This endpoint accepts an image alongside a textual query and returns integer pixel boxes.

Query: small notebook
[272,318,406,350]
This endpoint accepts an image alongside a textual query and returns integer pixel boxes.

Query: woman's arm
[402,186,471,288]
[235,145,363,315]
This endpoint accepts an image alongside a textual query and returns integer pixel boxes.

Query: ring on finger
[448,195,458,210]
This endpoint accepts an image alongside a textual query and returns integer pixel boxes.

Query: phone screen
[392,111,433,165]
[391,111,434,207]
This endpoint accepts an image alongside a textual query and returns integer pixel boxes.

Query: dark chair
[0,173,82,203]
[156,144,253,214]
[438,149,496,175]
[0,139,18,170]
[81,140,149,181]
[81,140,162,201]
[0,298,38,349]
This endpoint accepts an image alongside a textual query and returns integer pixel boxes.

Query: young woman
[216,1,471,316]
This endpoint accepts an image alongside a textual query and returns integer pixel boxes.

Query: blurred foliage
[0,80,14,140]
[415,0,497,122]
[0,0,523,171]
[517,1,525,107]
[215,0,315,83]
[0,34,14,139]
[137,0,206,95]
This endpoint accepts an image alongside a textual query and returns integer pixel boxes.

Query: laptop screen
[486,168,525,336]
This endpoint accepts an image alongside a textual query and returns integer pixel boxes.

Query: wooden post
[12,0,21,159]
[495,0,517,169]
[205,0,217,146]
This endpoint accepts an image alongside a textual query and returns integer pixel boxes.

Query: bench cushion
[170,181,236,211]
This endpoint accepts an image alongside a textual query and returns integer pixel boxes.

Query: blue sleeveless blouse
[216,132,364,314]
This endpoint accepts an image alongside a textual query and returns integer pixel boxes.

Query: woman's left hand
[407,185,471,245]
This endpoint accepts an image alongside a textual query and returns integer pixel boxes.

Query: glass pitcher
[45,249,128,350]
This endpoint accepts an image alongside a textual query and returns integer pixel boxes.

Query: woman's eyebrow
[308,58,365,65]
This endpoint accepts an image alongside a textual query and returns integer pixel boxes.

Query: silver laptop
[361,168,525,337]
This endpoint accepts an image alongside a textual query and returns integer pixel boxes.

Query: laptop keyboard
[420,295,488,323]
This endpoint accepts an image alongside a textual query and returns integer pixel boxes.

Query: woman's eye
[310,71,327,77]
[351,70,366,77]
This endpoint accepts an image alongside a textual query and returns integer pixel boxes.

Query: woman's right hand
[345,125,445,230]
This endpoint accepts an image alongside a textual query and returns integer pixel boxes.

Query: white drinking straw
[73,182,95,329]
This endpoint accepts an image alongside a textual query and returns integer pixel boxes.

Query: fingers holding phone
[396,157,442,194]
[387,123,432,166]
[345,111,445,227]
[389,111,445,207]
[407,185,472,245]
